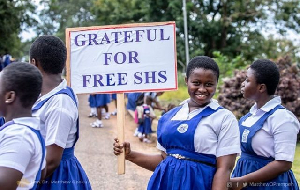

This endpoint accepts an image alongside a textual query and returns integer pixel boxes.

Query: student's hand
[113,138,131,159]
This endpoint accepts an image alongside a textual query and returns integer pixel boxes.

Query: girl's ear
[5,91,16,104]
[30,58,38,67]
[258,84,267,93]
[185,77,188,86]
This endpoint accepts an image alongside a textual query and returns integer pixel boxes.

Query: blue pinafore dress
[148,106,222,190]
[89,94,111,108]
[126,92,143,111]
[0,117,5,126]
[0,120,45,190]
[33,87,91,190]
[111,93,117,100]
[137,105,153,135]
[231,105,299,189]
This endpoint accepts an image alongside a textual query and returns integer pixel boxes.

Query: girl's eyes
[192,82,214,86]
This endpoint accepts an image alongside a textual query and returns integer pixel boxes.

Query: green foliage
[0,0,36,56]
[91,0,300,71]
[213,51,249,78]
[36,0,97,41]
[3,0,300,64]
[92,0,187,70]
[260,36,300,63]
[212,51,250,94]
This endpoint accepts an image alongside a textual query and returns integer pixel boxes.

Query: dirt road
[74,94,160,190]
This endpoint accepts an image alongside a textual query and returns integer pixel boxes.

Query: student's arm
[126,150,166,171]
[212,154,236,190]
[43,95,77,177]
[231,112,299,189]
[0,167,23,190]
[145,94,164,111]
[149,107,157,119]
[212,110,240,189]
[40,168,46,182]
[113,138,166,171]
[230,161,292,190]
[44,144,64,178]
[137,106,143,119]
[152,99,164,110]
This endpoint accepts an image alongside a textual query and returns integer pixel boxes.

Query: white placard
[66,22,177,94]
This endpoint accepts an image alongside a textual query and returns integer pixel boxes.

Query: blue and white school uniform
[88,94,97,108]
[0,116,5,126]
[232,96,299,189]
[0,117,45,190]
[148,99,240,190]
[126,92,143,111]
[111,93,117,100]
[32,79,91,190]
[137,104,155,135]
[89,94,111,108]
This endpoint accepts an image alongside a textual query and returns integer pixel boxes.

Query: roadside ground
[75,94,160,189]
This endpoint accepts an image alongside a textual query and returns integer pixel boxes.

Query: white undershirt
[241,96,300,161]
[0,117,45,190]
[32,79,78,148]
[157,99,241,157]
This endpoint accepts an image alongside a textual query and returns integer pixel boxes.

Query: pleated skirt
[89,94,111,108]
[232,153,299,190]
[148,156,216,190]
[138,117,153,135]
[38,148,91,190]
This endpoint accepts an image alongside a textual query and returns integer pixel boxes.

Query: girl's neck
[188,99,210,113]
[5,109,32,122]
[41,74,62,95]
[256,95,274,109]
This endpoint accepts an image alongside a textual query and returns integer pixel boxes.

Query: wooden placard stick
[117,93,125,174]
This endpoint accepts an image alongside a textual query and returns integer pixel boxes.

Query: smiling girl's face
[185,68,217,110]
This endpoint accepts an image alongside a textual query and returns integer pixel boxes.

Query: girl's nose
[198,85,206,92]
[241,81,245,87]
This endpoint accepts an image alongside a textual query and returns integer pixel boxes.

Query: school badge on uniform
[177,124,188,133]
[241,129,250,143]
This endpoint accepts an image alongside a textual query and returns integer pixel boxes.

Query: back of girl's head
[30,35,67,74]
[250,59,279,95]
[135,93,144,106]
[186,56,219,80]
[1,62,42,108]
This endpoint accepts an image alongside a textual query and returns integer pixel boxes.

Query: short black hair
[30,35,67,74]
[250,59,279,95]
[186,56,219,80]
[1,62,42,108]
